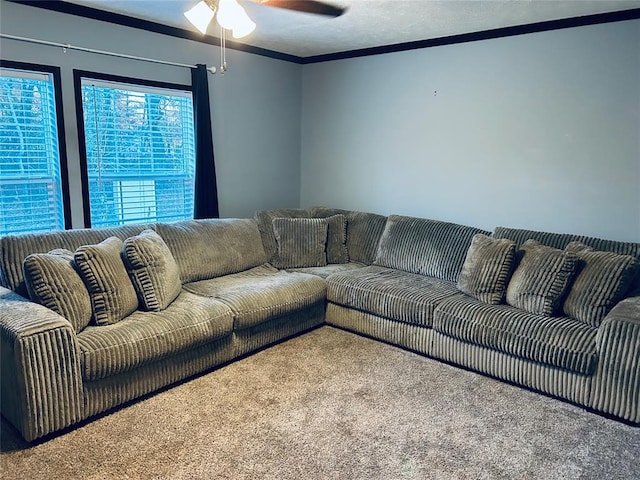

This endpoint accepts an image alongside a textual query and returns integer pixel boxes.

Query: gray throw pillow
[506,240,577,315]
[562,241,638,327]
[123,229,182,312]
[326,214,349,264]
[74,237,139,326]
[22,249,92,333]
[457,234,516,305]
[272,217,328,269]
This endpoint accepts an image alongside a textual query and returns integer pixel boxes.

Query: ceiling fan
[185,0,345,38]
[185,0,345,72]
[253,0,345,18]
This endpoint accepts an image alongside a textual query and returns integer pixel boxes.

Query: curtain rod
[0,33,214,72]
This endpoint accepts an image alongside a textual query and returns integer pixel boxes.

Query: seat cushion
[434,295,598,374]
[77,291,233,381]
[183,264,327,330]
[286,261,367,279]
[327,265,461,327]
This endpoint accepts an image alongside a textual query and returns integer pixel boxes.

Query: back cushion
[375,215,489,282]
[0,224,149,297]
[155,218,267,283]
[493,227,640,258]
[308,207,387,265]
[271,218,328,269]
[23,249,92,333]
[123,229,182,311]
[493,226,640,296]
[254,208,310,263]
[74,237,139,326]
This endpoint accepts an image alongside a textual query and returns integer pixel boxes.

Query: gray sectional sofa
[1,207,638,442]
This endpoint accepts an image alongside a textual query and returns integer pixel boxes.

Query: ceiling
[62,0,640,58]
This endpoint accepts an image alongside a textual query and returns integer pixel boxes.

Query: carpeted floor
[1,326,639,479]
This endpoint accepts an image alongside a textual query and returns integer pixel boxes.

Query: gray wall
[2,1,639,243]
[0,0,302,225]
[301,20,640,242]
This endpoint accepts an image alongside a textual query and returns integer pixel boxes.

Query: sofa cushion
[457,234,516,305]
[492,227,574,250]
[326,214,349,264]
[22,249,92,333]
[308,207,388,265]
[155,219,267,283]
[183,264,326,330]
[123,229,182,312]
[254,208,310,263]
[272,217,328,269]
[434,295,598,375]
[374,215,489,282]
[494,225,640,297]
[493,226,640,258]
[327,265,461,327]
[506,241,577,316]
[286,262,367,279]
[74,237,139,326]
[0,224,148,297]
[76,291,233,381]
[562,242,638,327]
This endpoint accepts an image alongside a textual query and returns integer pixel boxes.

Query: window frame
[0,59,72,232]
[72,70,195,228]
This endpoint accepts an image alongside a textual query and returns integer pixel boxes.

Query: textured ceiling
[63,0,640,57]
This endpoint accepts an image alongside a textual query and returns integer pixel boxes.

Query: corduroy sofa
[1,207,638,442]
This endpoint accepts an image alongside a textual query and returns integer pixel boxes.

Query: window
[78,75,196,227]
[0,64,69,235]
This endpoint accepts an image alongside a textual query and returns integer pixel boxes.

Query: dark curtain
[191,64,219,219]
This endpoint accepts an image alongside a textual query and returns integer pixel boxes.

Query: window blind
[0,68,65,235]
[80,79,196,227]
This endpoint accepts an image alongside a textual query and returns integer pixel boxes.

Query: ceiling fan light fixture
[232,19,256,39]
[216,0,249,30]
[184,0,216,34]
[231,11,256,38]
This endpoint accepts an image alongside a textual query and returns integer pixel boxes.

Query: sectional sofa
[1,206,638,442]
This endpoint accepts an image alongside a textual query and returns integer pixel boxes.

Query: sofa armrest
[0,287,84,441]
[590,296,640,423]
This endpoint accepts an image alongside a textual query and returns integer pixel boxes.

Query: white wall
[301,20,640,242]
[0,0,302,225]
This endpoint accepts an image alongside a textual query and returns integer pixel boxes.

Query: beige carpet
[1,326,639,479]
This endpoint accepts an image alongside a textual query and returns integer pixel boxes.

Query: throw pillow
[22,249,92,334]
[506,240,577,315]
[457,234,516,305]
[325,214,349,264]
[562,241,638,327]
[272,217,328,269]
[74,237,139,326]
[123,229,182,312]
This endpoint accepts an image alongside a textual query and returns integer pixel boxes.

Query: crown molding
[6,1,640,65]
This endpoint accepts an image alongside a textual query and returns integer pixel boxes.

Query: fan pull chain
[220,25,227,74]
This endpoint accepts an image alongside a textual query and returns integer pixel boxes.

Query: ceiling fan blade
[258,0,346,17]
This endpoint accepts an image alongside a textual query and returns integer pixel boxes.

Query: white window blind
[80,78,196,227]
[0,68,65,235]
